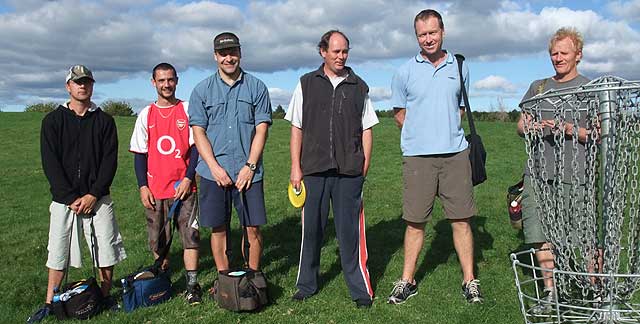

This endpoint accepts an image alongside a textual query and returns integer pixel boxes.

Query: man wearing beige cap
[27,65,126,323]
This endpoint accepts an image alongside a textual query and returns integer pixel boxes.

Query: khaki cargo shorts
[402,149,477,223]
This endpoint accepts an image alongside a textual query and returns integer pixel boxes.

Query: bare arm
[517,114,588,143]
[290,126,303,191]
[517,113,526,137]
[563,122,589,143]
[192,126,232,187]
[362,128,373,177]
[516,113,545,137]
[236,122,269,191]
[393,108,406,129]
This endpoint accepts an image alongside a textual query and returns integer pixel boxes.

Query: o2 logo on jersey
[157,135,182,158]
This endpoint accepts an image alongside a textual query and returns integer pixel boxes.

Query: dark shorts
[146,193,200,251]
[402,149,477,223]
[199,178,267,228]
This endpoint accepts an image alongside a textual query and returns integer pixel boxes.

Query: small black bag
[456,54,488,186]
[51,278,103,320]
[213,269,269,312]
[213,191,269,312]
[51,214,104,320]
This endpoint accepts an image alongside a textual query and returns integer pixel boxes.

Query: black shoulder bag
[213,190,269,312]
[455,54,487,186]
[51,213,104,320]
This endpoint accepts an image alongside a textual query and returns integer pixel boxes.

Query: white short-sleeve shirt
[285,76,379,129]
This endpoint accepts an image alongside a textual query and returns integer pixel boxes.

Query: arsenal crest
[176,119,186,130]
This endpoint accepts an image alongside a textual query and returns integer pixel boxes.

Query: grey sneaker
[387,279,418,304]
[462,279,484,304]
[531,288,556,315]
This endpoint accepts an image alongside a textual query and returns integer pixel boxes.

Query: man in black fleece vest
[285,30,379,308]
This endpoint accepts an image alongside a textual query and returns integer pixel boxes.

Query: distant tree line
[23,101,521,122]
[24,100,135,116]
[24,102,58,113]
[374,109,520,122]
[273,104,286,119]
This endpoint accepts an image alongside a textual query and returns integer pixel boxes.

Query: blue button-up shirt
[188,70,272,182]
[390,51,469,156]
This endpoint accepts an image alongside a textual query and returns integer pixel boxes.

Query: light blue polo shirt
[188,70,272,182]
[390,51,469,156]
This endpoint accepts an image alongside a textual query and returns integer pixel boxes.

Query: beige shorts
[46,196,127,270]
[402,149,477,223]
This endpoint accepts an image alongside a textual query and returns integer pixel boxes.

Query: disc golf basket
[511,76,640,323]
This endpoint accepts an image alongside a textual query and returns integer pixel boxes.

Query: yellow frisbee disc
[288,180,306,208]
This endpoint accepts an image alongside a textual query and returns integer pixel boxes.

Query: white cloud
[152,1,243,28]
[474,75,518,93]
[608,0,640,22]
[0,0,639,105]
[369,87,392,102]
[268,87,293,108]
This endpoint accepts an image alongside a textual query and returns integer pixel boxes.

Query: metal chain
[520,77,640,302]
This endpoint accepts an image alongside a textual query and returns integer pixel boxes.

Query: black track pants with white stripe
[295,172,374,301]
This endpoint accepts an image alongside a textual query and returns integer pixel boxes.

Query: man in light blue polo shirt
[387,9,482,305]
[189,32,272,275]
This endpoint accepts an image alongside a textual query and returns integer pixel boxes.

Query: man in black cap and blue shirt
[28,65,127,323]
[189,33,272,277]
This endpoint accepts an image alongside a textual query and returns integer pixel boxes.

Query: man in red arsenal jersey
[129,63,202,305]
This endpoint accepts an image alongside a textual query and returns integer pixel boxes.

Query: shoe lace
[542,288,555,302]
[465,279,481,296]
[391,280,409,296]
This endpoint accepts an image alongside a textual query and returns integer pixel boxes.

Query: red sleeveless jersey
[147,102,194,199]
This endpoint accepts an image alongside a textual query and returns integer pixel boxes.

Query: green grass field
[0,112,530,323]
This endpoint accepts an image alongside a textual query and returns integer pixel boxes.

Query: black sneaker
[462,279,484,304]
[530,288,556,315]
[387,279,418,304]
[355,298,372,308]
[26,304,51,323]
[291,290,315,301]
[186,283,203,305]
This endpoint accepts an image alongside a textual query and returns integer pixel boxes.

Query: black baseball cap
[213,32,241,50]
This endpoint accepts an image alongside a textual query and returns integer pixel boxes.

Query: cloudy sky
[1,0,639,112]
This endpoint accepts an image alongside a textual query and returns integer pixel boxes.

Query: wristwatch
[245,162,257,172]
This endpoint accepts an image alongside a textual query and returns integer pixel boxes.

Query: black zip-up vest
[300,65,368,176]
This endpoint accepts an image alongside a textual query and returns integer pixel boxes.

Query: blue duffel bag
[122,267,172,312]
[122,199,180,312]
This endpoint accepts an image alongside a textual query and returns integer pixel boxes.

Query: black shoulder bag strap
[454,54,477,137]
[223,189,251,269]
[240,192,251,269]
[61,213,99,287]
[152,199,181,271]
